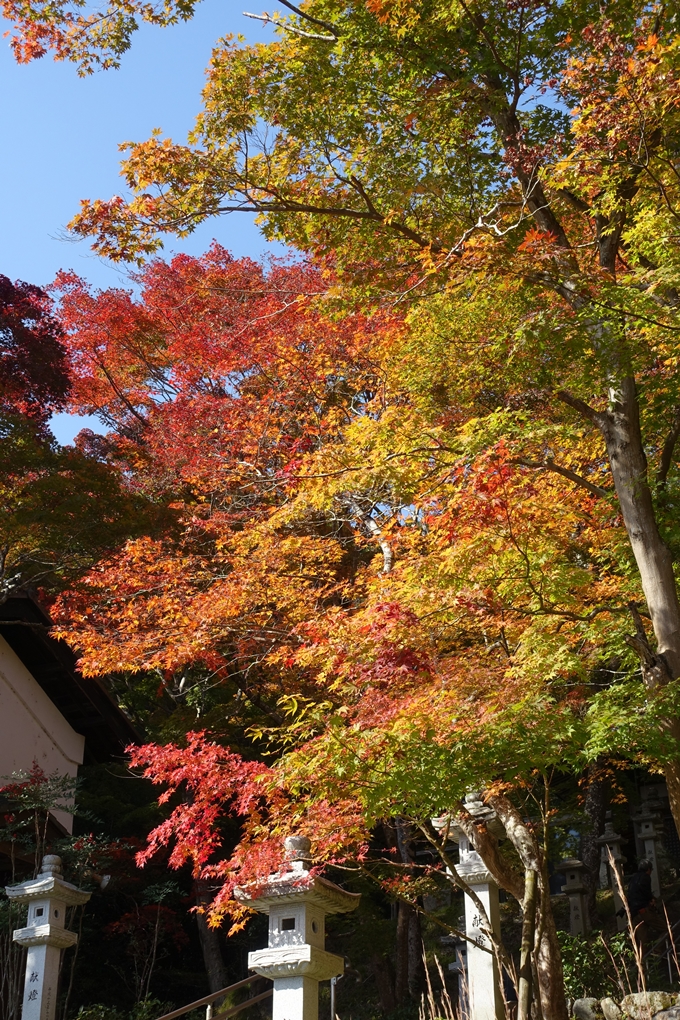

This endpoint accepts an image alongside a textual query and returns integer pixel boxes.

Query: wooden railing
[155,975,272,1020]
[641,914,680,984]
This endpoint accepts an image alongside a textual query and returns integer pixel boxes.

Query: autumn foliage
[9,0,680,1011]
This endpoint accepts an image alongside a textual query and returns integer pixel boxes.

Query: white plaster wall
[0,636,85,833]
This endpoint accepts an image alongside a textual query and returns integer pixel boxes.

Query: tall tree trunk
[580,765,608,928]
[560,379,680,835]
[194,880,229,997]
[517,868,537,1020]
[394,900,411,1004]
[535,884,568,1020]
[393,818,425,1001]
[601,378,680,675]
[481,795,569,1020]
[407,908,425,1001]
[370,954,397,1012]
[600,379,680,828]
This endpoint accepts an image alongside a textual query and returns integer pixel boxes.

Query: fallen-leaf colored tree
[8,0,680,841]
[45,243,680,1016]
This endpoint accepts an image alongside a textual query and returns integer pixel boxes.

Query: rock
[601,998,622,1020]
[621,992,675,1018]
[653,1010,680,1020]
[574,999,604,1020]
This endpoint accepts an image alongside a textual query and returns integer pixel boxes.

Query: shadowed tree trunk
[395,818,426,1002]
[407,909,425,1000]
[370,954,397,1012]
[580,765,608,928]
[395,900,411,1004]
[194,880,229,999]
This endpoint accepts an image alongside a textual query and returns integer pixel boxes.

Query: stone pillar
[632,797,664,898]
[6,855,91,1020]
[236,837,360,1020]
[438,820,503,1020]
[456,834,503,1020]
[559,859,589,936]
[434,797,505,1020]
[596,822,627,931]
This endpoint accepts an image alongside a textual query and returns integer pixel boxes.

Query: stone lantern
[6,855,91,1020]
[442,795,505,1020]
[597,822,627,930]
[632,797,664,898]
[559,859,589,936]
[236,837,360,1020]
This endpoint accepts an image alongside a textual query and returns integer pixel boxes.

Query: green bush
[558,931,636,1000]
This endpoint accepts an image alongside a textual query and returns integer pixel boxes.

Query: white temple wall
[0,635,85,832]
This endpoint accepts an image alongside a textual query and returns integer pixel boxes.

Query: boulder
[653,1010,680,1020]
[574,999,604,1020]
[601,998,623,1020]
[621,993,676,1018]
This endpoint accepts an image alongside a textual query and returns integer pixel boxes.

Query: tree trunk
[535,885,568,1020]
[194,880,229,998]
[601,378,680,675]
[579,765,608,928]
[595,377,680,830]
[395,900,411,1004]
[482,795,569,1020]
[407,908,425,1000]
[370,954,397,1012]
[517,868,537,1020]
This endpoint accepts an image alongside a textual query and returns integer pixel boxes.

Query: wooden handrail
[154,975,270,1020]
[212,988,273,1020]
[642,914,680,961]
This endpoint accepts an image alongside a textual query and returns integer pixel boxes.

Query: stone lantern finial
[284,835,312,858]
[39,856,63,877]
[284,836,312,871]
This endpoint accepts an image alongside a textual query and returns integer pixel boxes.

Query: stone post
[559,859,589,936]
[455,833,504,1020]
[6,855,91,1020]
[632,796,665,898]
[434,797,505,1020]
[236,837,360,1020]
[596,822,627,931]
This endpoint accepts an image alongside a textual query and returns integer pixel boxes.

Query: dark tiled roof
[0,596,140,763]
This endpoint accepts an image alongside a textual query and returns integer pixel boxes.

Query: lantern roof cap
[5,855,91,907]
[235,867,360,915]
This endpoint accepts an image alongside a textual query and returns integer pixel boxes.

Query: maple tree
[0,275,70,428]
[8,0,680,669]
[8,0,680,1009]
[43,242,680,1016]
[51,245,395,681]
[10,0,680,832]
[0,273,166,602]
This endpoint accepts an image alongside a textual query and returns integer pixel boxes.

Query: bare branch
[555,389,606,427]
[517,458,610,499]
[242,11,336,40]
[271,0,340,36]
[557,188,590,214]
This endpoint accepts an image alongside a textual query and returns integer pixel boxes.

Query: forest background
[3,0,680,1014]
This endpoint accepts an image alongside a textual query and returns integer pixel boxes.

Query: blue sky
[0,3,282,442]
